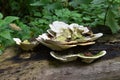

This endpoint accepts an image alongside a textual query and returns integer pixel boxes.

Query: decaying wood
[0,33,120,80]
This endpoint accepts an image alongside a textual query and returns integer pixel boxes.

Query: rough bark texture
[0,33,120,80]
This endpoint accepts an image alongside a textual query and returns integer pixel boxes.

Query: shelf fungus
[36,21,103,51]
[13,38,39,51]
[50,50,106,63]
[13,21,106,63]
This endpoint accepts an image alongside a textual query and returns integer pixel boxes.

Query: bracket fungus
[50,50,106,63]
[13,38,39,51]
[36,21,103,51]
[13,21,106,63]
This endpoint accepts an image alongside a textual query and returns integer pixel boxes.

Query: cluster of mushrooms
[13,21,106,63]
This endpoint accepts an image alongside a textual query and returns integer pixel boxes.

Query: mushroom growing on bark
[50,50,106,63]
[13,38,39,51]
[13,21,106,63]
[36,21,103,51]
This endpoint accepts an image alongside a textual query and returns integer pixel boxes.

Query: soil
[0,33,120,80]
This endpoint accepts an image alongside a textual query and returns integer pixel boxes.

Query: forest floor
[0,33,120,80]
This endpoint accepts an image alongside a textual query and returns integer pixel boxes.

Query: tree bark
[0,33,120,80]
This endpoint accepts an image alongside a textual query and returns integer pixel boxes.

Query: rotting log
[0,33,120,80]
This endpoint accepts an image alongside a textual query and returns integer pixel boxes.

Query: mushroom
[50,50,106,63]
[50,51,78,62]
[13,38,39,51]
[13,21,106,63]
[36,21,103,51]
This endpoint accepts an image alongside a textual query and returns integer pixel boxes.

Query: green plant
[104,0,120,33]
[1,0,120,33]
[69,0,120,33]
[0,13,19,54]
[29,0,120,33]
[0,12,49,53]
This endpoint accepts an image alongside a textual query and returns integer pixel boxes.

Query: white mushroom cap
[49,21,69,34]
[80,27,89,34]
[50,51,78,62]
[36,21,104,51]
[36,33,50,41]
[13,38,39,51]
[69,23,89,34]
[50,50,106,63]
[13,38,21,45]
